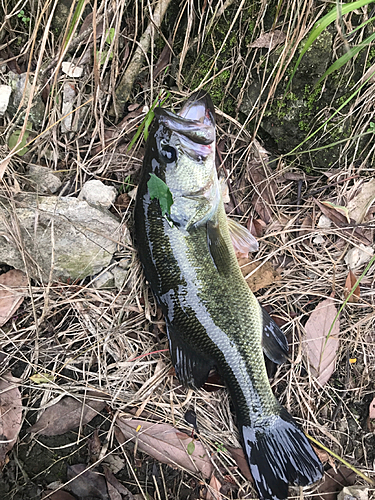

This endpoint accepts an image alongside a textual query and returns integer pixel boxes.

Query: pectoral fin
[166,322,214,389]
[261,307,289,364]
[206,219,232,274]
[227,217,259,254]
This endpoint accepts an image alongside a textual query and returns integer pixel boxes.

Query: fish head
[146,92,219,221]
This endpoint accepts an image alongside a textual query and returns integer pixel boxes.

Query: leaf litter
[115,418,213,479]
[29,396,106,436]
[0,269,28,327]
[0,373,23,469]
[303,297,340,386]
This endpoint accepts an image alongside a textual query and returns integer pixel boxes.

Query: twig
[114,0,172,117]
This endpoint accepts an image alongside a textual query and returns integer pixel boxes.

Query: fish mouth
[154,92,215,145]
[178,91,215,127]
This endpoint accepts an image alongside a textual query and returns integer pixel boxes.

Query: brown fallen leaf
[303,298,340,386]
[249,30,286,50]
[88,429,102,464]
[104,466,136,500]
[227,446,252,481]
[347,178,375,223]
[321,201,350,223]
[0,374,23,469]
[238,258,280,292]
[344,269,360,303]
[312,466,356,500]
[115,418,213,479]
[29,397,106,436]
[67,464,108,499]
[206,474,222,500]
[0,269,28,327]
[154,36,173,79]
[247,159,277,224]
[314,199,371,245]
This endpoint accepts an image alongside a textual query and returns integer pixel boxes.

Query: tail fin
[242,408,323,500]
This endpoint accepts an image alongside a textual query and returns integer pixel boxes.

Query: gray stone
[8,72,45,127]
[0,193,121,281]
[26,165,62,193]
[92,270,115,289]
[78,180,117,208]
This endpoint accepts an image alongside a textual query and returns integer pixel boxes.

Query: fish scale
[134,91,323,500]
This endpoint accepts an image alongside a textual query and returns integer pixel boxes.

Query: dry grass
[0,0,375,498]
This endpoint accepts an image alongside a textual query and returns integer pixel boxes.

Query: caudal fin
[242,408,323,500]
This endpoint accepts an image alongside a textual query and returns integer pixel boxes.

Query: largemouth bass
[134,92,323,500]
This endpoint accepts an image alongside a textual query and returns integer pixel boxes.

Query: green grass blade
[315,31,375,87]
[127,91,170,151]
[286,0,375,91]
[64,0,86,49]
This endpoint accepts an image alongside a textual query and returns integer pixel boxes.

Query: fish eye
[160,145,177,163]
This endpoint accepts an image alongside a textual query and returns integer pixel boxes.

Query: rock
[7,72,45,127]
[0,193,121,281]
[26,165,62,193]
[51,0,74,36]
[338,486,368,500]
[0,85,12,115]
[78,180,117,208]
[61,82,77,133]
[92,270,115,289]
[61,62,84,78]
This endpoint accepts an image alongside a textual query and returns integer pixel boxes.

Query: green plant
[367,122,375,133]
[287,0,375,91]
[17,9,30,25]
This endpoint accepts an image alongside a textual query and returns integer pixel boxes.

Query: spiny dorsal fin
[261,307,289,364]
[227,217,259,255]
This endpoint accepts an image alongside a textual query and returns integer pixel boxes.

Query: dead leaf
[42,491,76,500]
[0,374,23,469]
[0,269,28,327]
[227,446,252,481]
[321,201,350,223]
[206,474,222,500]
[313,447,335,469]
[314,199,371,245]
[312,466,356,500]
[347,178,375,223]
[115,418,213,479]
[345,244,374,270]
[344,270,360,303]
[154,36,173,78]
[88,429,101,464]
[67,464,108,499]
[303,298,340,386]
[104,466,136,500]
[369,397,375,420]
[238,258,280,292]
[29,373,55,384]
[29,397,106,436]
[249,30,286,50]
[247,159,277,224]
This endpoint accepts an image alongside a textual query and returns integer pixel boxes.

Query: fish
[134,91,323,500]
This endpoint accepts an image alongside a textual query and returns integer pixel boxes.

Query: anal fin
[261,307,289,364]
[166,322,214,389]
